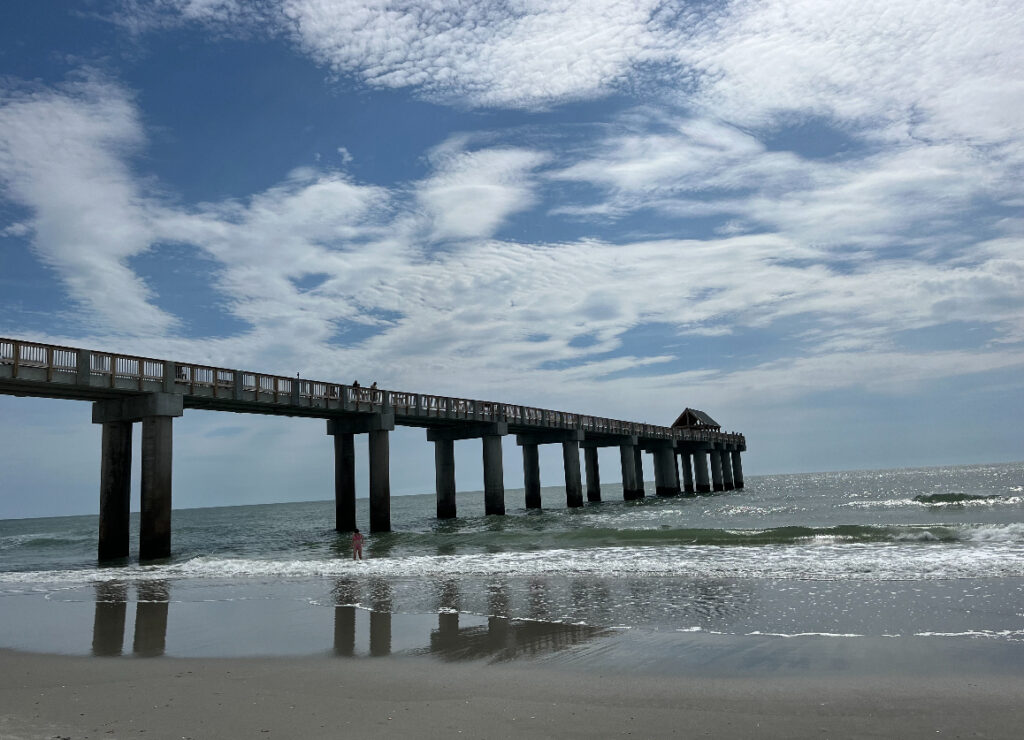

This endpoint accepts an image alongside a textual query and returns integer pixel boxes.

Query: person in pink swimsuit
[352,528,365,560]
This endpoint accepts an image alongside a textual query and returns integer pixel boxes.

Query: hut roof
[671,408,721,430]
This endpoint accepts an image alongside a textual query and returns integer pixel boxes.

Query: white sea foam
[962,523,1024,543]
[2,540,1024,588]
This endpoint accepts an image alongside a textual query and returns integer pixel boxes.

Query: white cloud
[0,75,178,334]
[416,140,548,241]
[679,0,1024,146]
[2,70,1022,431]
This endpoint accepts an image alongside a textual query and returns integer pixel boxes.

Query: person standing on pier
[352,528,365,560]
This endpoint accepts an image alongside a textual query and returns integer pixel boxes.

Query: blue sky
[1,1,1022,518]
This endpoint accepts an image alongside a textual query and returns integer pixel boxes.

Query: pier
[0,337,746,560]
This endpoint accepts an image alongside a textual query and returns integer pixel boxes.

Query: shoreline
[2,649,1023,739]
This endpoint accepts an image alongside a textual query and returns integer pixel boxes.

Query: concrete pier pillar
[369,429,391,532]
[619,443,641,500]
[710,446,724,492]
[140,415,173,561]
[720,448,735,491]
[94,394,183,563]
[522,443,541,509]
[731,450,745,490]
[482,435,505,516]
[434,438,457,519]
[693,451,711,494]
[633,446,646,498]
[333,432,356,531]
[679,452,695,495]
[584,447,601,503]
[562,441,583,508]
[654,447,680,497]
[98,421,132,561]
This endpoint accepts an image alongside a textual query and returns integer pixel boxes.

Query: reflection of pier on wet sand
[92,581,170,657]
[331,577,608,661]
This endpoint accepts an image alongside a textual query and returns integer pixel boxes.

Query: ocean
[2,461,1023,676]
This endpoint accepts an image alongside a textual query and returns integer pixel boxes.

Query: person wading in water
[352,528,365,560]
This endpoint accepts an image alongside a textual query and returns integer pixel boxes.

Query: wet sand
[2,649,1022,739]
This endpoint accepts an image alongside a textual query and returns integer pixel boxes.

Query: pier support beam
[520,446,544,509]
[653,447,680,497]
[633,446,646,498]
[369,429,391,532]
[93,393,183,562]
[679,452,695,495]
[720,447,735,491]
[430,423,508,517]
[522,443,541,509]
[731,450,745,490]
[710,446,724,492]
[328,413,395,531]
[329,413,395,533]
[98,421,132,560]
[332,432,356,531]
[619,442,642,500]
[140,415,174,560]
[516,429,584,510]
[584,447,601,503]
[434,438,457,519]
[692,450,711,494]
[562,441,583,508]
[482,434,505,516]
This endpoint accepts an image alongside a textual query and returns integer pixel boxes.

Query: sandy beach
[2,649,1022,739]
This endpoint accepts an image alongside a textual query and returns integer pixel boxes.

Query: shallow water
[1,462,1023,671]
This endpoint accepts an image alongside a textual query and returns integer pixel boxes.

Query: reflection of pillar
[133,581,169,657]
[562,441,583,508]
[140,416,174,561]
[528,579,549,620]
[522,443,541,509]
[369,429,391,532]
[436,579,460,650]
[620,443,639,500]
[584,448,601,503]
[710,447,724,492]
[633,447,645,497]
[92,582,128,656]
[693,451,711,494]
[370,611,391,657]
[434,438,457,519]
[334,606,356,657]
[482,435,505,516]
[333,432,356,531]
[654,447,680,497]
[487,584,510,648]
[370,580,392,657]
[333,578,359,657]
[680,452,695,495]
[731,450,745,490]
[98,422,132,561]
[720,448,735,491]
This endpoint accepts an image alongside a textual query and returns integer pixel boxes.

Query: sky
[1,0,1022,519]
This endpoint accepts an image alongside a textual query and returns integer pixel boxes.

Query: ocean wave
[914,493,999,504]
[3,537,1024,587]
[841,495,1022,509]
